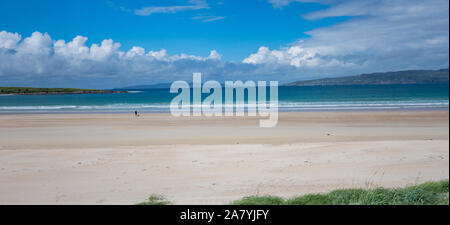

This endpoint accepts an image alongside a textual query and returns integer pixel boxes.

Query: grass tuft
[137,180,449,205]
[230,196,285,205]
[136,194,172,205]
[230,180,449,205]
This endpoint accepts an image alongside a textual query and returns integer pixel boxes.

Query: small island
[0,87,124,95]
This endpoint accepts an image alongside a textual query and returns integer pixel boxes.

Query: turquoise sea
[0,84,448,113]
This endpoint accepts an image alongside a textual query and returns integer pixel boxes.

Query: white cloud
[18,31,52,55]
[54,36,89,58]
[146,49,168,60]
[134,0,208,16]
[54,36,121,61]
[192,14,226,22]
[125,46,146,58]
[0,31,21,49]
[169,50,221,61]
[0,30,230,88]
[208,50,222,60]
[243,46,338,67]
[203,16,225,22]
[245,0,449,72]
[89,39,122,61]
[268,0,324,8]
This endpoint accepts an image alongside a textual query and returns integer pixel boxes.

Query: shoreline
[0,106,448,115]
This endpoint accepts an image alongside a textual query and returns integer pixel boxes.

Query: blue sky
[0,0,449,88]
[0,0,348,61]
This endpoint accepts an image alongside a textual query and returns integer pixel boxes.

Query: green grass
[230,196,285,205]
[137,180,449,205]
[230,180,449,205]
[136,194,172,205]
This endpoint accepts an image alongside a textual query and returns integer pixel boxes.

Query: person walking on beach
[134,110,139,117]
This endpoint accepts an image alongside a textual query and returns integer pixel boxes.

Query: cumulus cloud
[54,36,121,61]
[146,49,169,60]
[0,30,233,88]
[245,0,449,73]
[18,32,52,55]
[0,31,21,49]
[243,45,351,67]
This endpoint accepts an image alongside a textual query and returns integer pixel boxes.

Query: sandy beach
[0,110,448,205]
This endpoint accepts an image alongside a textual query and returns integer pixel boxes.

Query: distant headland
[283,69,449,86]
[0,87,124,95]
[118,69,449,90]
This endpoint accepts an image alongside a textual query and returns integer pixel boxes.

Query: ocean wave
[0,100,448,112]
[0,105,79,110]
[277,100,449,107]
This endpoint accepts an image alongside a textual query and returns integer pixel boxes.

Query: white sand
[0,111,448,204]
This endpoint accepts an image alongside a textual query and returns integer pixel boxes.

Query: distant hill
[0,87,123,95]
[283,69,449,86]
